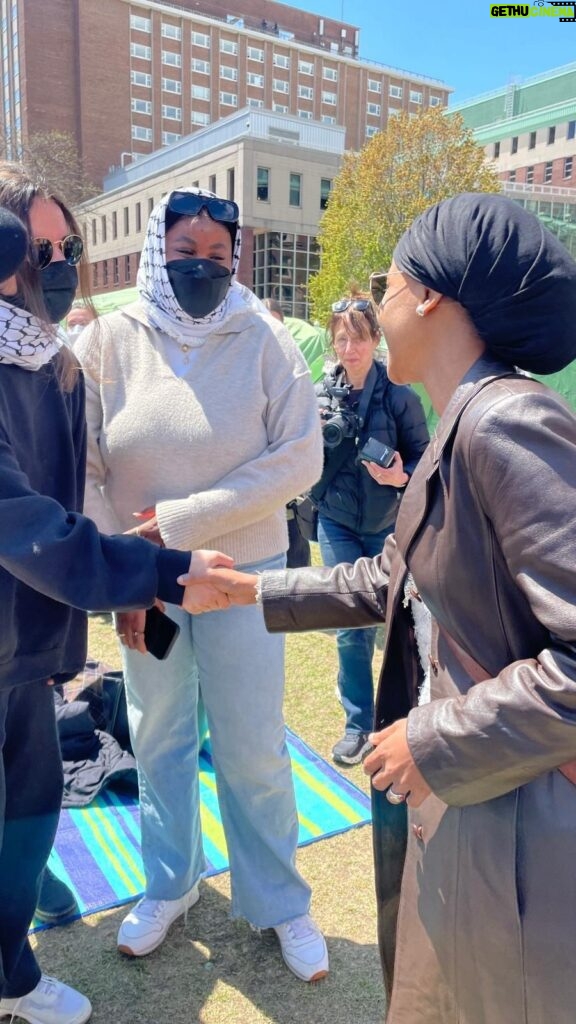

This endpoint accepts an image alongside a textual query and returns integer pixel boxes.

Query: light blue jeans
[121,554,311,927]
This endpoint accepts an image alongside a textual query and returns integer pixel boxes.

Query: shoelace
[134,899,169,921]
[7,975,58,1024]
[282,916,315,941]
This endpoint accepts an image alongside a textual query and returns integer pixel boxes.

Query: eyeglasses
[168,192,240,223]
[369,270,404,306]
[31,235,84,271]
[331,298,373,314]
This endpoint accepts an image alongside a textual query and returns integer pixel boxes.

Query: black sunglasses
[369,272,388,306]
[168,192,239,223]
[331,298,373,314]
[31,234,84,271]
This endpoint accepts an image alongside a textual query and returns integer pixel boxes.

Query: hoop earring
[416,304,426,317]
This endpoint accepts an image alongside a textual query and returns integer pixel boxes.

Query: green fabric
[285,317,328,383]
[533,360,576,413]
[92,287,139,314]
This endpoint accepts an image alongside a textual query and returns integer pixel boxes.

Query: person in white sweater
[75,188,327,983]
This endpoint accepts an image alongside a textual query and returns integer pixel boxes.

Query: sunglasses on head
[168,192,240,223]
[331,298,373,314]
[31,235,84,271]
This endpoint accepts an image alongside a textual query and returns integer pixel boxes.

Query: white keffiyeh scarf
[0,298,61,370]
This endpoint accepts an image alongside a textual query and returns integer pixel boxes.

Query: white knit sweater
[76,301,324,565]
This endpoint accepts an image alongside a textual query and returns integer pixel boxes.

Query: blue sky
[284,0,576,103]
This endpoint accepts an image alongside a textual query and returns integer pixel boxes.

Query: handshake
[178,549,259,614]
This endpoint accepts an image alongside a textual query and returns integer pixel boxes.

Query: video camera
[318,381,360,449]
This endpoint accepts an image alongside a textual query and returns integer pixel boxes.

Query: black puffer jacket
[311,360,429,534]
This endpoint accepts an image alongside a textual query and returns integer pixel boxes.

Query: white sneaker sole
[117,886,200,957]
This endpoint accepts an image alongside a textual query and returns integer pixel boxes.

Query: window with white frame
[544,161,553,184]
[162,131,181,145]
[289,172,302,206]
[248,97,264,107]
[161,24,181,40]
[131,98,152,114]
[389,84,403,99]
[323,67,338,81]
[220,39,238,55]
[299,60,314,75]
[368,78,381,93]
[298,109,312,119]
[273,53,290,69]
[273,79,289,93]
[257,167,269,201]
[247,72,264,87]
[192,58,210,74]
[298,84,313,99]
[132,125,152,141]
[130,15,151,32]
[220,91,238,106]
[131,70,152,87]
[564,156,573,179]
[429,95,441,107]
[191,110,210,125]
[388,107,401,117]
[322,91,337,105]
[192,84,210,101]
[162,78,182,93]
[162,105,182,120]
[409,89,422,104]
[221,65,238,81]
[321,114,336,124]
[273,103,288,113]
[367,102,381,116]
[131,43,151,60]
[366,125,378,138]
[192,32,210,47]
[162,51,181,67]
[247,46,264,61]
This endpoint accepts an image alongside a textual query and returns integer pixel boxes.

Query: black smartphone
[144,606,180,660]
[357,436,396,469]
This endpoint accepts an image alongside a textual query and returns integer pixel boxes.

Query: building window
[564,156,573,179]
[132,125,153,141]
[366,125,378,138]
[289,172,301,207]
[123,207,129,235]
[247,72,264,87]
[511,136,518,154]
[298,84,313,100]
[298,109,312,119]
[367,102,381,116]
[273,79,289,93]
[227,167,235,201]
[162,78,182,93]
[161,23,181,40]
[113,257,119,285]
[192,59,210,74]
[509,169,516,182]
[135,202,141,233]
[148,197,154,214]
[493,141,500,159]
[220,91,238,107]
[529,131,536,150]
[162,51,181,67]
[548,126,556,145]
[526,165,534,184]
[568,120,576,140]
[248,46,264,62]
[209,174,216,192]
[91,219,97,246]
[130,15,151,32]
[409,89,422,104]
[321,114,336,124]
[112,211,117,240]
[162,131,180,145]
[192,32,210,47]
[320,178,331,210]
[192,111,210,125]
[368,78,381,93]
[257,166,270,201]
[252,230,319,319]
[544,161,553,184]
[248,98,264,108]
[299,60,314,75]
[192,84,210,101]
[220,39,238,55]
[429,95,441,107]
[323,67,338,82]
[125,255,131,283]
[322,91,337,105]
[220,65,238,81]
[273,53,290,69]
[103,262,109,287]
[130,43,151,60]
[131,70,152,87]
[162,104,182,120]
[389,84,403,99]
[92,264,98,288]
[273,103,289,113]
[131,98,152,114]
[101,216,107,243]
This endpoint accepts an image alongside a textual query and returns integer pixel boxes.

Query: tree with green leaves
[308,109,500,325]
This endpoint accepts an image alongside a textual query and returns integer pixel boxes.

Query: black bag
[289,494,319,543]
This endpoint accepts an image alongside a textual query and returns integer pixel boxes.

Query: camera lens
[323,420,344,448]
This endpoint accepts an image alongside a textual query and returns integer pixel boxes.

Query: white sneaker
[117,883,200,957]
[0,975,91,1024]
[273,914,329,982]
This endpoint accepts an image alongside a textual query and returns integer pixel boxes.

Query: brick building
[3,0,450,186]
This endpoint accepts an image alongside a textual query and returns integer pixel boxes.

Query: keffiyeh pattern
[0,299,61,370]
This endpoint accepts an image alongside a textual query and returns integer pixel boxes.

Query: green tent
[92,286,138,315]
[284,316,329,383]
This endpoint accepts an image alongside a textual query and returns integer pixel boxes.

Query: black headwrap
[393,192,576,374]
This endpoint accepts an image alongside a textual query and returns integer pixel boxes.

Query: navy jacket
[0,357,188,690]
[311,360,429,534]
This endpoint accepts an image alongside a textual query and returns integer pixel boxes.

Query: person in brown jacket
[180,192,576,1024]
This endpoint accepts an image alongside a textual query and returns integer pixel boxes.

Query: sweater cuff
[156,548,191,605]
[156,498,195,551]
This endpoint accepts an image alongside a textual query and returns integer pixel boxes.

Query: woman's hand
[363,452,409,489]
[115,609,148,654]
[363,719,431,808]
[178,550,237,614]
[125,507,164,546]
[178,566,260,607]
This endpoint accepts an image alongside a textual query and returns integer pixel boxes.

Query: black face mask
[0,290,27,311]
[41,262,78,322]
[166,258,231,319]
